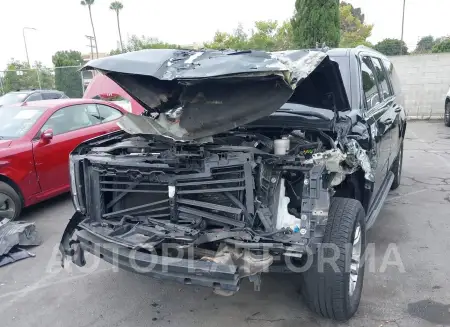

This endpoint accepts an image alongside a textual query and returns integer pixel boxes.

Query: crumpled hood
[82,49,350,141]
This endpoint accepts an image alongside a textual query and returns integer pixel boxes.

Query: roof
[9,89,65,94]
[325,46,389,59]
[19,98,107,109]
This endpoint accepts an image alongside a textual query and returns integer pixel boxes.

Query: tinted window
[42,92,62,100]
[26,93,42,101]
[382,58,401,95]
[372,57,393,98]
[41,104,100,135]
[286,56,351,110]
[97,104,123,122]
[330,56,351,99]
[0,106,46,138]
[361,56,381,109]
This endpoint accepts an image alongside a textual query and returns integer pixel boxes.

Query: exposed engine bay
[69,125,373,260]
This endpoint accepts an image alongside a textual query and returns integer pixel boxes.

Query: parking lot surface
[1,121,449,327]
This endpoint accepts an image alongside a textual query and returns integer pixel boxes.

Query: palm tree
[110,1,124,52]
[80,0,99,58]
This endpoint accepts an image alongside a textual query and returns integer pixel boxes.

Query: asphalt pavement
[1,121,450,327]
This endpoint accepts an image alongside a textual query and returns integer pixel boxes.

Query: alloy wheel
[0,193,16,220]
[446,103,450,125]
[349,223,362,297]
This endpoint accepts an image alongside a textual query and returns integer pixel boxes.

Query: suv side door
[381,58,405,159]
[358,54,392,200]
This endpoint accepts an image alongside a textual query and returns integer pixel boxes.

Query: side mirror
[40,129,53,143]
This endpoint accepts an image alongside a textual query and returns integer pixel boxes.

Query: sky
[1,0,449,69]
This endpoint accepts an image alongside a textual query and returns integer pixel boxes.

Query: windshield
[0,106,46,139]
[330,56,351,98]
[0,93,29,106]
[284,55,350,112]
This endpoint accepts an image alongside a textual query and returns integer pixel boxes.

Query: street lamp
[23,27,37,67]
[401,0,406,43]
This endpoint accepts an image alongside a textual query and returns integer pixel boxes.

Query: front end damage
[60,127,374,293]
[60,49,375,293]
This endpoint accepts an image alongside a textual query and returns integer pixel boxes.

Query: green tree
[415,35,435,53]
[81,0,99,58]
[374,38,408,56]
[34,62,55,89]
[273,20,295,50]
[110,35,182,55]
[247,20,295,51]
[204,21,294,51]
[291,0,340,48]
[248,20,278,50]
[204,24,249,50]
[340,1,365,28]
[110,1,124,52]
[52,50,84,97]
[339,2,373,47]
[52,50,84,67]
[432,38,450,53]
[1,60,53,93]
[2,60,36,92]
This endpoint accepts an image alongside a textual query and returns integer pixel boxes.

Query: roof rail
[356,45,373,50]
[315,42,330,53]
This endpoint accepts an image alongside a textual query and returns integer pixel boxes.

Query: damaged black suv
[60,46,406,321]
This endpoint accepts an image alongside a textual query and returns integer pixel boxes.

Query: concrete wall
[388,53,450,119]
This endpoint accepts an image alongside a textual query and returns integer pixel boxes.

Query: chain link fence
[0,66,97,98]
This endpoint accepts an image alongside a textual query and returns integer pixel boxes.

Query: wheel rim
[0,193,16,220]
[446,104,450,123]
[397,146,403,181]
[349,223,362,297]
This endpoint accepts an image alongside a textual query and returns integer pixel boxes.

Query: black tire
[0,181,22,220]
[445,101,450,127]
[301,197,366,321]
[390,141,404,190]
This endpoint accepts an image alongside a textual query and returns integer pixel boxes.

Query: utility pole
[401,0,406,52]
[23,27,37,67]
[85,35,95,60]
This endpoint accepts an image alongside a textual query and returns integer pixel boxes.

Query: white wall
[389,53,450,119]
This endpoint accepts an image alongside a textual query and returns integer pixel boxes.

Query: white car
[445,87,450,126]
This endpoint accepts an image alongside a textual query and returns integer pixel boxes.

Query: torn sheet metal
[345,139,375,182]
[81,49,349,141]
[271,51,328,87]
[0,219,42,256]
[304,139,375,186]
[304,149,349,186]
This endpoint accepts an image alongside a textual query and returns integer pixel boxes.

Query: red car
[0,99,127,219]
[83,74,145,114]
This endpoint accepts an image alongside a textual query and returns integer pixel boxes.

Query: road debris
[0,218,41,267]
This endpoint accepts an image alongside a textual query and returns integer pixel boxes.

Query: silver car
[445,87,450,126]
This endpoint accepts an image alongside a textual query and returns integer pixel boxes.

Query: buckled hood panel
[82,49,350,140]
